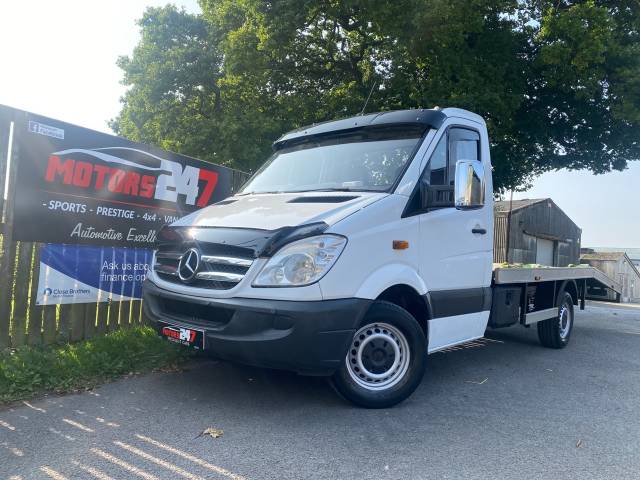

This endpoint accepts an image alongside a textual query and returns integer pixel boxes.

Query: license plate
[159,322,205,350]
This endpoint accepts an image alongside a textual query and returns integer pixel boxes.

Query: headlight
[253,234,347,287]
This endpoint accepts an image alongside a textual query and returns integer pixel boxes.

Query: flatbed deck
[493,265,622,294]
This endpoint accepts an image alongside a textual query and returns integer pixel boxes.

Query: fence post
[109,299,121,332]
[135,300,144,324]
[96,300,109,335]
[0,106,12,221]
[42,305,57,345]
[1,241,18,348]
[120,300,132,328]
[28,243,43,345]
[69,304,86,342]
[0,112,18,349]
[83,302,96,339]
[57,304,72,343]
[11,241,34,347]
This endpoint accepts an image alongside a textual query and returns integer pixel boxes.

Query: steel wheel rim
[346,322,411,391]
[559,303,571,339]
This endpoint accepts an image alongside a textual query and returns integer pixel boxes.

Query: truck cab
[143,108,569,407]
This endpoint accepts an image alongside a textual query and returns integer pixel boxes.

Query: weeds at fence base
[0,326,193,404]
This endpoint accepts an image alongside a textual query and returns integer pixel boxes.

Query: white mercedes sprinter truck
[143,108,615,408]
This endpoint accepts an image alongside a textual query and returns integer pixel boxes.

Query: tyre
[537,291,574,349]
[332,300,426,408]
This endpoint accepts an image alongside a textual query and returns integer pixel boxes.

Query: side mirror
[454,160,485,209]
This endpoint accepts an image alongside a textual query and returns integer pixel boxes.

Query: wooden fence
[0,238,147,349]
[0,110,248,349]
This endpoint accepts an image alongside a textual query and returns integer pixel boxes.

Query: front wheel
[332,301,426,408]
[537,291,574,348]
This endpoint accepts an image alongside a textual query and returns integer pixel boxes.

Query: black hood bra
[156,222,330,259]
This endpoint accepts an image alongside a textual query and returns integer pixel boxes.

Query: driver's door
[415,125,492,352]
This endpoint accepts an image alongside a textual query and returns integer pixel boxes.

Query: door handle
[472,227,487,235]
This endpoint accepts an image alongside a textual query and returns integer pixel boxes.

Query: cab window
[417,127,481,209]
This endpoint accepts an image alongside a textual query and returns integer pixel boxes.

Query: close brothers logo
[43,287,91,297]
[44,147,219,207]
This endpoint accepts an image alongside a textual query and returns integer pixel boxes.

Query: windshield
[239,127,425,194]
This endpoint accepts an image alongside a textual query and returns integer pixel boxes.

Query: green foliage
[0,326,191,404]
[111,1,640,191]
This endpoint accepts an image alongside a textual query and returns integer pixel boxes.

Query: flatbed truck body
[490,265,620,330]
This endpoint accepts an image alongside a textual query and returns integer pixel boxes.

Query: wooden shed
[494,198,582,267]
[580,251,640,303]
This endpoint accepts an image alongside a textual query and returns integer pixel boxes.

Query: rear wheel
[537,291,574,348]
[332,301,426,408]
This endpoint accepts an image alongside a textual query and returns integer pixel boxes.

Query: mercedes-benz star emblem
[178,248,200,282]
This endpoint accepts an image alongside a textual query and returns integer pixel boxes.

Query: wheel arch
[354,264,427,298]
[375,284,431,340]
[558,279,579,306]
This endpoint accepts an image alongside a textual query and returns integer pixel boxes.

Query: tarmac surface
[2,301,640,479]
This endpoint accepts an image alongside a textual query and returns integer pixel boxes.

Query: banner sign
[7,106,242,247]
[36,244,152,305]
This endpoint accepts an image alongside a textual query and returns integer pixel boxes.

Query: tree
[112,0,640,191]
[111,6,226,162]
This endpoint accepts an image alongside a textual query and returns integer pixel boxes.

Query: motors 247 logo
[43,147,219,207]
[162,326,199,348]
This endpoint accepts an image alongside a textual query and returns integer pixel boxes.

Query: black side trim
[427,287,491,319]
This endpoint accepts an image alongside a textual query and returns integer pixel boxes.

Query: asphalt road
[2,301,640,480]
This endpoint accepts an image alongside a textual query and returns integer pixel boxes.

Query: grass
[0,326,193,404]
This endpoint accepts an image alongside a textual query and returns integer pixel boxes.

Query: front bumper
[142,280,371,376]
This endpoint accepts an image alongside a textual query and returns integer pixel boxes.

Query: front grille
[154,248,254,290]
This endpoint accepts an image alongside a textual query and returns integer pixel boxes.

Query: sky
[512,165,640,249]
[0,0,200,132]
[0,1,637,249]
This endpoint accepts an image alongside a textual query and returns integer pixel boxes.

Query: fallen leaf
[195,427,224,439]
[157,364,183,373]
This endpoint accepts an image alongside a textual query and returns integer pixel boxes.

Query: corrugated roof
[494,198,549,213]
